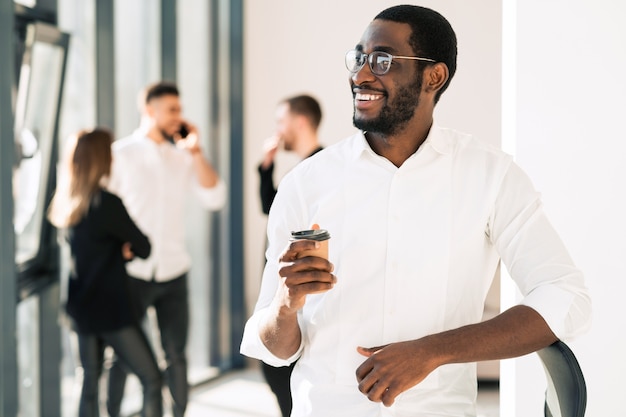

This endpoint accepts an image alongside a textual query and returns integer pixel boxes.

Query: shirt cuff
[240,308,304,367]
[193,178,227,210]
[258,162,275,174]
[521,280,591,341]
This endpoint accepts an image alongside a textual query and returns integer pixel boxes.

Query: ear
[145,102,156,118]
[293,113,307,130]
[145,97,163,118]
[423,63,449,95]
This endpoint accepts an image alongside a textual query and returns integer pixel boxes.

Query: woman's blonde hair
[48,128,113,228]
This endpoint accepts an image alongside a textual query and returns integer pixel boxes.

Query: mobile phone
[179,123,190,138]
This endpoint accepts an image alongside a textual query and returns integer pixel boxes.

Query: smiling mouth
[355,92,384,101]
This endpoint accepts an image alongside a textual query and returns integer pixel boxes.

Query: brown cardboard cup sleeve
[290,229,330,259]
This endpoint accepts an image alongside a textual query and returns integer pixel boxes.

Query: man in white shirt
[240,5,591,417]
[107,81,226,417]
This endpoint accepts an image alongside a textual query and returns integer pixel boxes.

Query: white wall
[243,0,502,313]
[514,0,626,415]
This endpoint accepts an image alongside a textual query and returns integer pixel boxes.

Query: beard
[282,135,294,151]
[353,74,423,136]
[160,128,176,143]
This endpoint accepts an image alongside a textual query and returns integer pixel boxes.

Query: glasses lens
[345,50,365,73]
[370,51,392,75]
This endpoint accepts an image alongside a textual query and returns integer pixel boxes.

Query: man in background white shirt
[240,5,591,417]
[108,81,226,417]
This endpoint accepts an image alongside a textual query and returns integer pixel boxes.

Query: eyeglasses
[345,49,436,76]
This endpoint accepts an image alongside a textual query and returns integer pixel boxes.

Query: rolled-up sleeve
[491,161,592,340]
[240,171,307,365]
[240,247,306,366]
[192,178,227,210]
[240,308,305,367]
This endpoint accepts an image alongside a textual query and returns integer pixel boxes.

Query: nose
[350,60,376,85]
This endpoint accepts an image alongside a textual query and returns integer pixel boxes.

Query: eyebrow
[354,44,399,54]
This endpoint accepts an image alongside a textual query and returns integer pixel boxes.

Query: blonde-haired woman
[48,128,162,417]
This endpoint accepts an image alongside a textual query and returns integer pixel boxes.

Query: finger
[262,136,280,151]
[279,259,334,281]
[366,381,390,403]
[184,133,200,147]
[280,274,336,311]
[357,346,374,357]
[381,386,399,407]
[357,344,387,357]
[355,357,375,383]
[280,239,322,262]
[287,278,336,296]
[357,375,379,397]
[280,266,336,288]
[311,223,320,230]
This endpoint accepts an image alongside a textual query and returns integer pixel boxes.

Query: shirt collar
[132,129,175,149]
[426,124,455,155]
[351,122,454,161]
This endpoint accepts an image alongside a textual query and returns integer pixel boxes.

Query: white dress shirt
[108,131,226,281]
[240,125,591,417]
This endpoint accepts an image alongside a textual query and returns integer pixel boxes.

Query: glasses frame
[345,49,436,76]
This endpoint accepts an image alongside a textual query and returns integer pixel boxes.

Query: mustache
[350,84,386,96]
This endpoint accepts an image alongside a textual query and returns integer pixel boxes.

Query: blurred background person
[257,94,323,417]
[258,94,324,214]
[47,128,162,417]
[107,81,227,417]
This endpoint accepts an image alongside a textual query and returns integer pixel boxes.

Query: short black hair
[375,5,457,102]
[144,81,179,104]
[283,94,323,130]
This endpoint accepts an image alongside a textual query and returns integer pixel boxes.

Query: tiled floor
[183,363,500,417]
[185,366,280,417]
[62,362,498,416]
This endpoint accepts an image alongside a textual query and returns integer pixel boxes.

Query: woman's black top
[66,189,150,334]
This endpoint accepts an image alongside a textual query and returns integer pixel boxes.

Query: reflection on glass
[14,127,41,234]
[14,0,37,7]
[13,39,65,264]
[14,22,69,417]
[17,296,41,417]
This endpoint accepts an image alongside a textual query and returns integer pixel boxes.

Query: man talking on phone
[107,81,226,417]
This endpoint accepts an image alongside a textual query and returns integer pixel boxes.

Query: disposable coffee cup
[290,229,331,260]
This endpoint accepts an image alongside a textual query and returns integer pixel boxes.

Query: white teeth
[355,93,382,101]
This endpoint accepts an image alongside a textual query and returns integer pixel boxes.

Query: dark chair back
[536,340,587,417]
